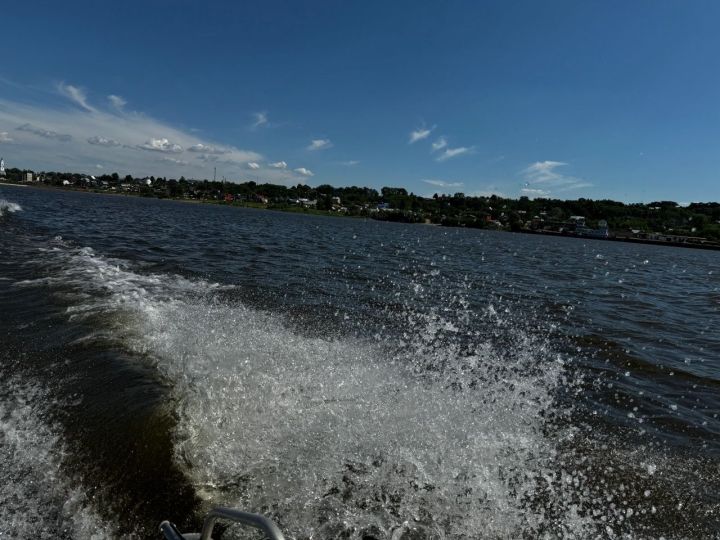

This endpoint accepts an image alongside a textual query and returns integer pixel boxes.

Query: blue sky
[2,0,720,202]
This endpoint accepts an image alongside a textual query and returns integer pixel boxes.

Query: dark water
[1,186,718,539]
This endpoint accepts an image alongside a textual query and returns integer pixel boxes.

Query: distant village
[3,164,720,250]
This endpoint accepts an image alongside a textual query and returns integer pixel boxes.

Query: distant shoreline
[3,182,720,251]
[517,228,720,252]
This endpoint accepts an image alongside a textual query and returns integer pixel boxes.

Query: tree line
[5,167,720,239]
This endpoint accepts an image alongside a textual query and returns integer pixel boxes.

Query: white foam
[138,301,576,538]
[21,243,597,538]
[0,378,117,539]
[0,198,22,217]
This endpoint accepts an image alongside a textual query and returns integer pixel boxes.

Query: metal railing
[160,507,285,540]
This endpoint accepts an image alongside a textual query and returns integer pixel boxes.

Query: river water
[1,186,718,539]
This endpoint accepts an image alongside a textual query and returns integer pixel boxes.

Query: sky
[1,0,720,202]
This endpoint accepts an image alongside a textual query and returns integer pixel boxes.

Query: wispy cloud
[0,132,13,143]
[2,80,263,178]
[247,162,260,170]
[422,179,464,188]
[520,187,550,197]
[307,138,332,151]
[521,160,592,193]
[188,143,227,154]
[522,161,567,182]
[137,138,183,153]
[409,125,434,144]
[87,135,120,147]
[159,156,189,166]
[108,94,127,111]
[340,160,360,166]
[269,161,287,169]
[57,82,96,113]
[17,123,72,141]
[194,153,220,162]
[431,136,447,152]
[436,146,473,162]
[251,111,268,129]
[294,167,314,177]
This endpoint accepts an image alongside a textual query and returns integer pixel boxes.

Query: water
[1,186,718,539]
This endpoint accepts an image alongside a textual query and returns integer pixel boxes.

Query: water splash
[0,377,116,539]
[18,242,592,538]
[0,198,22,217]
[17,240,718,538]
[140,299,577,538]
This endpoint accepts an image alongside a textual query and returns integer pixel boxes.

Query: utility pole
[213,166,216,182]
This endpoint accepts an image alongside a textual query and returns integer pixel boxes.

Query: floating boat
[160,507,285,540]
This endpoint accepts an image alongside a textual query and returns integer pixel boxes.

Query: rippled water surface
[1,186,719,539]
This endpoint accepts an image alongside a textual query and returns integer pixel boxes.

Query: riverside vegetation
[4,166,720,240]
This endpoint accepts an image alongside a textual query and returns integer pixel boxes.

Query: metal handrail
[160,507,285,540]
[200,507,285,540]
[159,520,187,540]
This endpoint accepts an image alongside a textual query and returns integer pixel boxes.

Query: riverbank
[3,181,719,251]
[519,228,720,251]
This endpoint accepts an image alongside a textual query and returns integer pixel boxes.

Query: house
[299,198,317,208]
[567,215,586,227]
[252,194,268,204]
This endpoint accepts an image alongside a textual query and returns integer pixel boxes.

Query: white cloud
[137,138,183,153]
[247,162,260,169]
[252,111,268,129]
[188,143,227,154]
[522,161,567,182]
[268,161,287,169]
[194,153,220,162]
[422,179,464,188]
[340,160,360,166]
[436,146,472,162]
[95,164,104,169]
[108,94,127,111]
[307,138,332,151]
[431,136,447,152]
[0,82,262,178]
[160,156,189,166]
[521,160,592,193]
[57,82,96,113]
[0,132,13,143]
[520,187,550,197]
[87,135,120,147]
[17,123,72,141]
[409,125,434,144]
[294,167,314,177]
